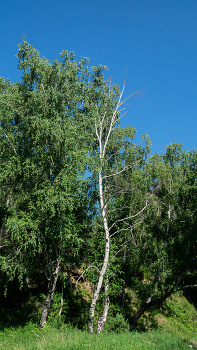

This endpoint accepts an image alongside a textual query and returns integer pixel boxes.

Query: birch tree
[87,76,151,333]
[0,40,93,326]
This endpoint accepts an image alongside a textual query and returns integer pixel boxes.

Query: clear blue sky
[1,0,196,154]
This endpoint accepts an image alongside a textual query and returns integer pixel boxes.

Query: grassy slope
[0,326,195,350]
[0,294,197,349]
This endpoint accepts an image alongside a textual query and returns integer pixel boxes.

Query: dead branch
[7,245,23,262]
[4,133,18,156]
[109,200,148,232]
[75,265,100,291]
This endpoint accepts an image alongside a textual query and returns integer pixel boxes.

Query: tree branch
[109,200,148,232]
[4,133,18,156]
[75,265,100,291]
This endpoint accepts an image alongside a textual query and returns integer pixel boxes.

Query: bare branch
[103,158,143,180]
[36,258,50,281]
[110,217,144,239]
[108,204,134,213]
[114,236,135,257]
[75,265,100,291]
[0,193,10,246]
[101,84,131,158]
[41,83,45,92]
[174,284,197,292]
[106,137,134,161]
[4,133,18,156]
[7,245,23,262]
[109,200,148,232]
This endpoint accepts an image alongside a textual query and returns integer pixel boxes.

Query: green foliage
[0,40,197,332]
[104,313,129,333]
[39,292,66,319]
[165,294,197,331]
[0,40,97,302]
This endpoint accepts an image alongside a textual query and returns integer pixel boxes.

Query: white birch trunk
[121,237,127,311]
[88,172,110,333]
[97,275,110,333]
[88,84,141,333]
[58,283,64,316]
[40,254,61,327]
[0,194,10,247]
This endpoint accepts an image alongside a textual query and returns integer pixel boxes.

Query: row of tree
[0,40,197,332]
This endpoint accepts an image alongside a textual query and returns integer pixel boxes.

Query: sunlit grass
[1,293,197,350]
[0,323,195,350]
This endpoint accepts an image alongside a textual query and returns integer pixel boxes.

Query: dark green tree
[0,40,94,326]
[128,144,197,330]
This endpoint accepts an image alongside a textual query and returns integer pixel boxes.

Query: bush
[104,313,129,333]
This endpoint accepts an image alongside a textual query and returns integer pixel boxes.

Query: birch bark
[58,283,64,316]
[97,274,110,333]
[88,83,146,333]
[0,194,10,247]
[88,171,110,333]
[40,254,61,327]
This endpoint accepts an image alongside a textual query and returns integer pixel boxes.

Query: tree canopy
[0,40,196,332]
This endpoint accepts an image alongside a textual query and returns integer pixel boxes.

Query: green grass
[0,323,196,350]
[1,293,197,349]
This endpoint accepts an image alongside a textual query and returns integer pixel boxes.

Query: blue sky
[0,0,196,154]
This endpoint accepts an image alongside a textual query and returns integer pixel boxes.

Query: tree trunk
[146,206,171,304]
[88,172,110,333]
[97,275,110,333]
[0,193,10,246]
[58,283,64,316]
[121,236,127,311]
[40,255,61,327]
[129,275,182,331]
[88,239,109,333]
